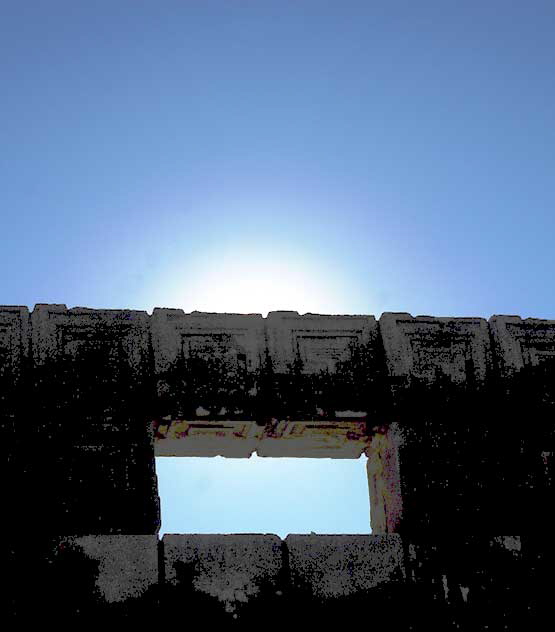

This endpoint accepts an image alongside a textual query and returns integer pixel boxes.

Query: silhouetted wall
[3,305,553,626]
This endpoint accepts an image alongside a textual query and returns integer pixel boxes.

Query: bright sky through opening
[156,455,371,538]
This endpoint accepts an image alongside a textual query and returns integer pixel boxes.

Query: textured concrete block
[163,534,284,615]
[155,420,263,457]
[151,309,265,374]
[31,304,150,370]
[155,420,372,458]
[489,315,555,376]
[30,304,152,435]
[257,420,370,457]
[380,312,491,384]
[266,311,378,374]
[58,535,158,604]
[27,306,159,534]
[286,534,405,599]
[151,309,265,420]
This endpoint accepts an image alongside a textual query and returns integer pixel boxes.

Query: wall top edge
[490,315,555,324]
[380,313,488,322]
[1,305,554,321]
[0,305,30,313]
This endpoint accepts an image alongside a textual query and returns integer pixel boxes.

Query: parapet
[4,305,555,418]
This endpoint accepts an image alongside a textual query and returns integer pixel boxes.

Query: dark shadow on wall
[154,335,391,423]
[393,360,555,533]
[160,558,287,626]
[14,537,103,621]
[22,324,159,534]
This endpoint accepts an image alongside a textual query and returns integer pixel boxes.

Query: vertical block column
[489,316,555,528]
[29,305,159,534]
[379,313,493,531]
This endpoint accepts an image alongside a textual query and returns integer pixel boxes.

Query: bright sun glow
[167,249,350,316]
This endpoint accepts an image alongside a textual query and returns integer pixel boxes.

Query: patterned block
[30,305,152,423]
[257,421,370,458]
[155,421,263,457]
[151,309,265,375]
[379,313,491,384]
[31,304,150,371]
[489,315,555,376]
[265,311,378,374]
[28,305,158,533]
[151,309,265,419]
[154,420,371,458]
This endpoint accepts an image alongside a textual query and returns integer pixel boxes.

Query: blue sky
[2,2,554,536]
[157,455,370,537]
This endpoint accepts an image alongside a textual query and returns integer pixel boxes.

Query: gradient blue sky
[2,2,554,536]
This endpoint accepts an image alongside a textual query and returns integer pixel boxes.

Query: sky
[2,1,554,536]
[157,455,371,537]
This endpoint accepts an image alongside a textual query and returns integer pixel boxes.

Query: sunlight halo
[165,249,349,316]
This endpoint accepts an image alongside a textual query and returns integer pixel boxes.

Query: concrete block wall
[12,534,407,622]
[11,533,543,627]
[14,305,159,535]
[3,304,555,625]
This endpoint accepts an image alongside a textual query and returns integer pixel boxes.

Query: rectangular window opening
[152,420,400,537]
[155,453,372,539]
